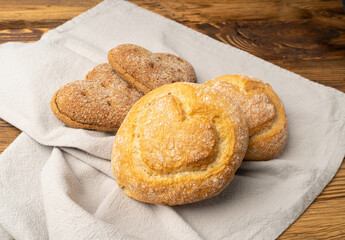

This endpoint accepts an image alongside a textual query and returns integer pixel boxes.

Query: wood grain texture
[0,0,344,238]
[130,0,345,92]
[0,119,21,153]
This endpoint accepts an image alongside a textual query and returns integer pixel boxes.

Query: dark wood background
[0,0,344,238]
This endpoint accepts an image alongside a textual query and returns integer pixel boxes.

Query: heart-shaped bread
[51,44,196,131]
[108,44,197,94]
[139,94,218,173]
[204,75,288,161]
[111,82,249,205]
[51,63,142,131]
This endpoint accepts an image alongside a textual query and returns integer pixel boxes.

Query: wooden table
[0,0,344,238]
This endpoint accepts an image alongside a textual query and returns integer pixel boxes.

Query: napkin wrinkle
[52,36,107,65]
[92,188,202,240]
[92,188,165,238]
[40,147,133,239]
[0,225,13,240]
[61,147,113,176]
[41,148,115,213]
[153,205,203,240]
[0,134,50,240]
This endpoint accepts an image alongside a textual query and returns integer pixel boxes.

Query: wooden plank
[192,20,345,61]
[0,1,102,22]
[129,0,345,23]
[270,58,345,92]
[0,119,21,153]
[281,197,345,239]
[316,161,345,202]
[0,28,49,43]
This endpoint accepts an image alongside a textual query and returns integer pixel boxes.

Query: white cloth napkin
[0,0,344,239]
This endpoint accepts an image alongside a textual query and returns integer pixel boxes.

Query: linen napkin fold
[0,0,344,239]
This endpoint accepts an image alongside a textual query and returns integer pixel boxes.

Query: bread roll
[51,44,196,131]
[108,44,196,94]
[204,75,288,160]
[111,82,249,205]
[50,63,142,131]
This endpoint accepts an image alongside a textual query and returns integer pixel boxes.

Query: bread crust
[204,75,288,160]
[50,63,142,131]
[51,44,197,131]
[111,82,249,205]
[108,44,196,94]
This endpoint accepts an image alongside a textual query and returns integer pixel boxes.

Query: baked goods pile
[51,44,196,131]
[51,44,288,205]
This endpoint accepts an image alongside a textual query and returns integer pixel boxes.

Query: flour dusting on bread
[111,83,249,205]
[204,74,288,160]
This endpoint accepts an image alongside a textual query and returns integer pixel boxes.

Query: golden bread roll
[204,75,288,161]
[111,82,249,205]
